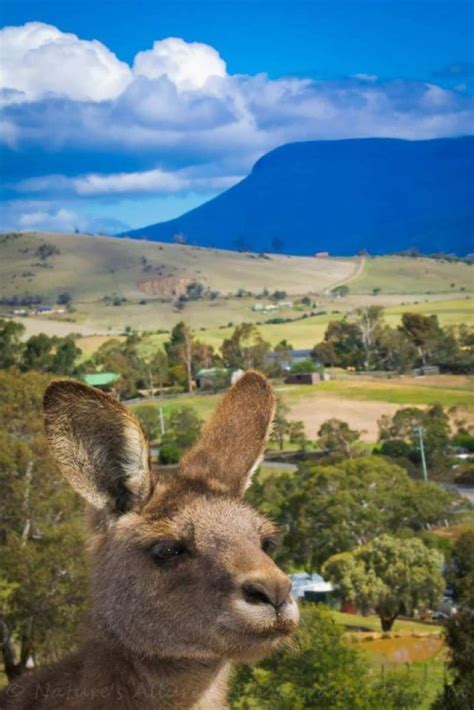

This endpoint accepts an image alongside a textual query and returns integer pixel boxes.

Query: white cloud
[0,21,131,103]
[1,21,473,223]
[16,168,242,197]
[17,206,88,232]
[133,37,227,90]
[1,199,129,234]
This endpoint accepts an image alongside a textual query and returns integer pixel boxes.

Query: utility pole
[159,407,165,437]
[414,426,428,481]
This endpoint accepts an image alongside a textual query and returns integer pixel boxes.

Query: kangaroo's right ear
[180,370,275,497]
[43,380,151,515]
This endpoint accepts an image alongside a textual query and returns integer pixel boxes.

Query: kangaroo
[0,370,298,709]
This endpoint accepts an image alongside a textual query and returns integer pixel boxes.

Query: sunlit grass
[332,611,441,635]
[348,256,474,294]
[278,378,474,410]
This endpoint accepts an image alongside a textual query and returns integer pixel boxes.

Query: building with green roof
[81,372,121,391]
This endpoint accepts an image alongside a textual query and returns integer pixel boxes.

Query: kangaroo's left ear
[43,380,151,515]
[180,370,275,497]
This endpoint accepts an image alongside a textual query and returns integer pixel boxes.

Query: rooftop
[82,372,120,387]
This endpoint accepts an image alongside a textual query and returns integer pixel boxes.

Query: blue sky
[1,0,473,233]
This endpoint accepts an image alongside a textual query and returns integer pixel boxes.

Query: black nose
[242,578,291,609]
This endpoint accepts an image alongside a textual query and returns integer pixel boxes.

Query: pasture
[0,231,356,303]
[348,255,474,294]
[131,374,474,443]
[2,233,473,346]
[123,296,473,355]
[333,611,446,709]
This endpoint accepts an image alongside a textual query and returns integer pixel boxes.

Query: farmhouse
[285,372,321,385]
[290,573,334,603]
[195,367,230,390]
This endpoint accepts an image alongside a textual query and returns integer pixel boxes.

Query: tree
[165,322,197,392]
[50,337,82,376]
[162,406,202,453]
[146,349,169,393]
[221,323,271,371]
[134,406,162,442]
[158,442,181,465]
[399,312,461,368]
[0,370,87,679]
[317,418,361,459]
[445,530,474,602]
[270,398,290,450]
[230,604,421,709]
[323,535,444,631]
[166,335,217,387]
[19,334,82,376]
[247,456,452,572]
[289,420,310,451]
[93,335,145,399]
[312,320,365,369]
[21,333,55,372]
[352,306,384,370]
[56,292,72,306]
[290,359,316,373]
[378,439,412,460]
[331,285,349,297]
[375,326,417,373]
[399,313,442,365]
[0,319,25,369]
[433,532,474,709]
[378,404,451,473]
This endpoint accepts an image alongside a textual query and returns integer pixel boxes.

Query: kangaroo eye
[149,540,187,563]
[261,537,277,555]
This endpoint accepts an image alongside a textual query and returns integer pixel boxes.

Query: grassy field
[332,611,441,635]
[131,374,474,442]
[348,255,474,294]
[283,378,474,409]
[332,611,446,709]
[2,233,473,342]
[125,296,473,353]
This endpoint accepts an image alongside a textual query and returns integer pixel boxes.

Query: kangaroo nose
[242,577,292,609]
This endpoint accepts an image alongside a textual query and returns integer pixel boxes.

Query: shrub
[158,442,181,465]
[452,431,474,452]
[229,605,421,709]
[379,439,413,459]
[290,359,317,374]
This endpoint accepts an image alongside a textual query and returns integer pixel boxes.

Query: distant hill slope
[0,231,356,304]
[124,137,474,256]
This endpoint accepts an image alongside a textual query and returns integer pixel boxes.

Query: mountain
[124,137,474,256]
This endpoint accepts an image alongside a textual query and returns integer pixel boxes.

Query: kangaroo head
[43,371,299,665]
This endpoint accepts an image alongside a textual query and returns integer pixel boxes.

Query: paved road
[454,485,474,503]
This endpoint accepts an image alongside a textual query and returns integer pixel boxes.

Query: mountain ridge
[123,136,474,256]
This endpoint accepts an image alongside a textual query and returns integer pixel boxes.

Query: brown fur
[0,371,298,709]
